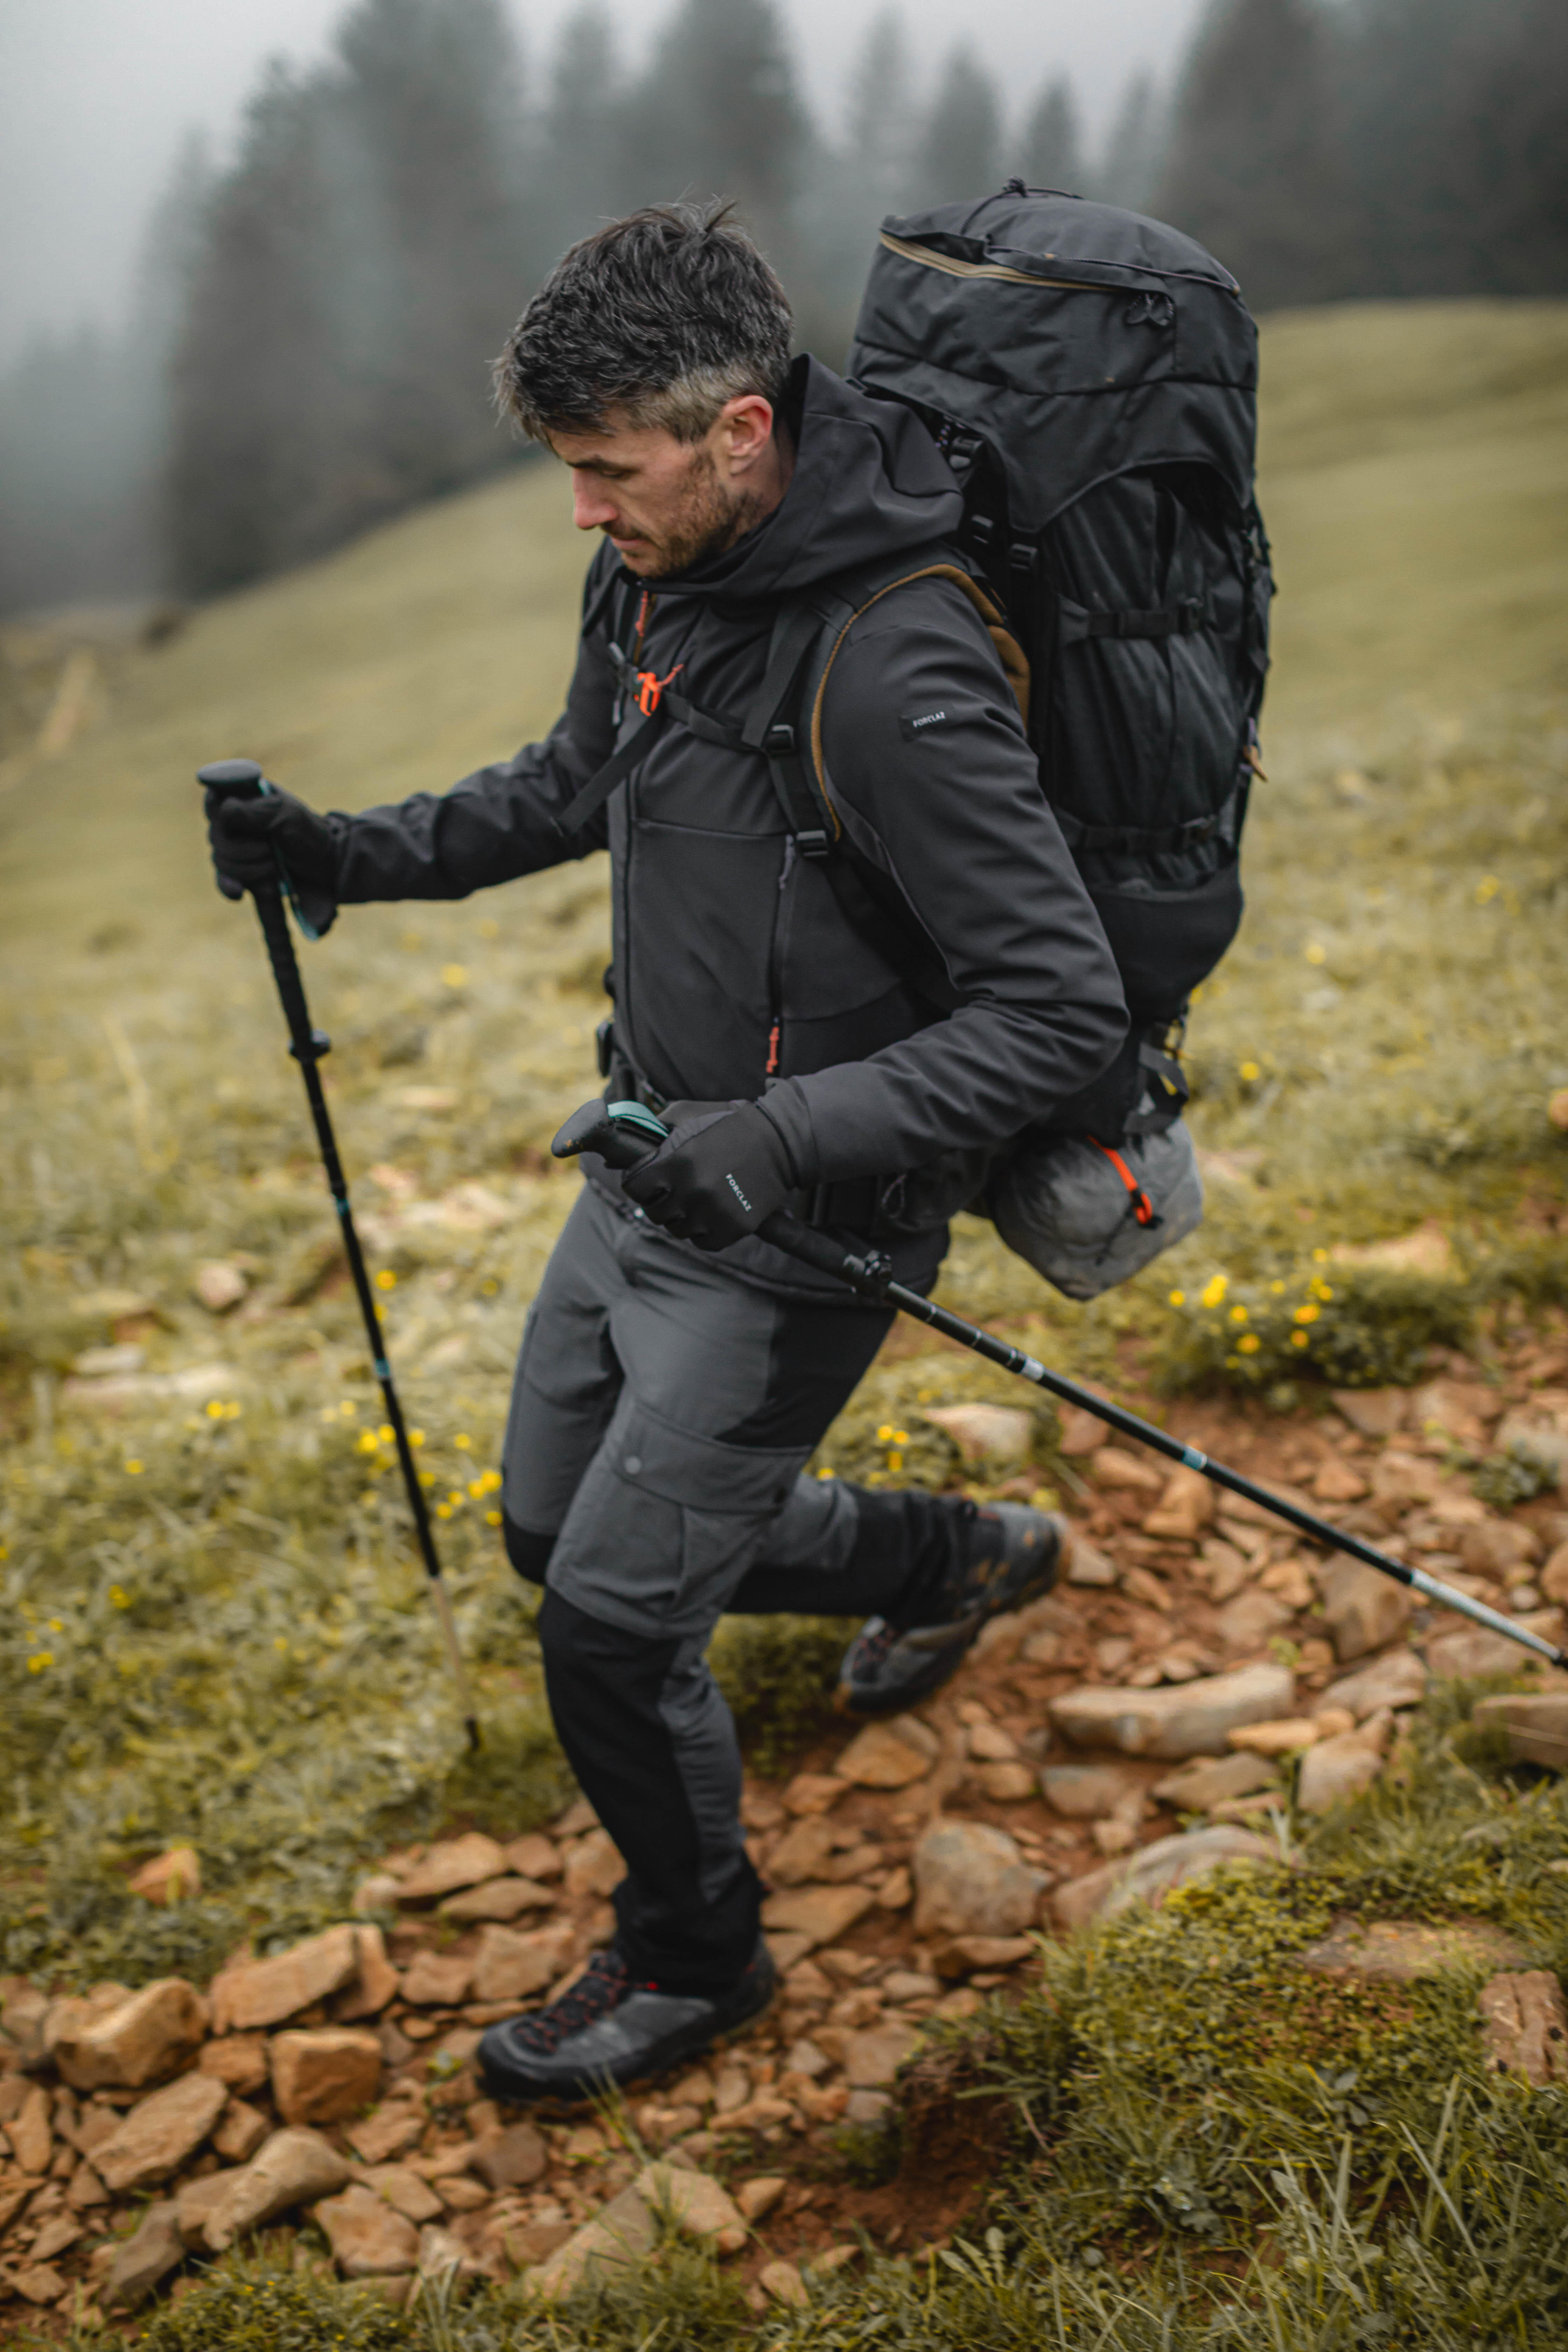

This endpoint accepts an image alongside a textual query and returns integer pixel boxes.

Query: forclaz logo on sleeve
[899,707,950,741]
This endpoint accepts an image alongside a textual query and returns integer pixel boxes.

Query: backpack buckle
[796,828,830,859]
[763,722,796,757]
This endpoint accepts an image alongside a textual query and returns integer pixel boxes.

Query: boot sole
[834,1517,1071,1719]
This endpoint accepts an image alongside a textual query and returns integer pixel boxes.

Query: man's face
[550,394,783,578]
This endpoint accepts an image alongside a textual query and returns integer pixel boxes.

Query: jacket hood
[645,353,964,607]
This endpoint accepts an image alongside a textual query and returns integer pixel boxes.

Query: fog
[0,0,1201,368]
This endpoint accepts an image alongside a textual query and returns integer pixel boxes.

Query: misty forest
[2,0,1568,2344]
[2,0,1566,615]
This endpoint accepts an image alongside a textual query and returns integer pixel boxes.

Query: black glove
[622,1100,796,1251]
[206,786,343,938]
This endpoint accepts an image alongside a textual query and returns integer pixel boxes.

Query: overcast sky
[0,0,1204,369]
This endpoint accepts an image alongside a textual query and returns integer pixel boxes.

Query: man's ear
[717,393,776,476]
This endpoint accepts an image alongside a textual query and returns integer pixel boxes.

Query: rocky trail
[2,1319,1567,2333]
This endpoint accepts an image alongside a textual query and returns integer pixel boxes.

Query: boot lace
[505,1947,639,2055]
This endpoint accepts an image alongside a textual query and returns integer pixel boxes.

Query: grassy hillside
[0,301,1566,2348]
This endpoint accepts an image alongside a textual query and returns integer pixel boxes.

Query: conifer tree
[918,45,1002,205]
[1016,77,1083,194]
[1097,70,1166,212]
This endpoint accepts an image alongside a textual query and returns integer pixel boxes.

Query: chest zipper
[766,834,798,1077]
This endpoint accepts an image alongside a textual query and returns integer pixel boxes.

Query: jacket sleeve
[755,577,1128,1185]
[333,551,621,903]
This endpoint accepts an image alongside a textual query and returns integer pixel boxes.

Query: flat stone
[1297,1712,1392,1814]
[472,2120,547,2190]
[401,1949,474,2007]
[51,1977,208,2091]
[760,1883,876,1949]
[1458,1520,1540,1578]
[1051,1662,1296,1760]
[1472,1693,1568,1771]
[1477,1970,1568,2086]
[9,2261,67,2307]
[439,1877,554,1923]
[503,1832,563,1881]
[1494,1412,1568,1491]
[128,1847,202,1905]
[930,1934,1034,1978]
[94,2068,227,2191]
[1321,1648,1428,1720]
[736,2174,787,2222]
[564,1828,625,1899]
[1039,1763,1145,1819]
[210,1923,362,2032]
[100,2198,183,2311]
[528,2182,658,2296]
[197,2033,270,2097]
[194,1259,247,1311]
[175,2172,234,2248]
[506,2218,576,2267]
[364,2163,444,2222]
[203,2127,354,2251]
[470,1919,575,2003]
[767,1815,841,1885]
[270,2026,382,2127]
[336,1923,400,2021]
[835,1715,939,1788]
[635,2158,747,2250]
[1426,1626,1543,1680]
[781,1772,848,1816]
[1089,1446,1163,1492]
[1054,1826,1281,1931]
[975,1760,1036,1801]
[1332,1388,1408,1438]
[918,1403,1035,1464]
[1317,1560,1413,1662]
[349,2096,426,2164]
[315,2181,420,2276]
[1314,1457,1370,1503]
[758,2255,810,2306]
[1152,1752,1278,1810]
[4,2082,52,2173]
[1297,1917,1529,1983]
[842,2022,920,2088]
[912,1819,1047,1939]
[395,1834,509,1905]
[1142,1466,1216,1541]
[1228,1716,1324,1756]
[1065,1537,1116,1587]
[212,2096,270,2162]
[1217,1588,1296,1652]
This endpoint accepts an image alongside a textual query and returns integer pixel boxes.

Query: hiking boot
[836,1501,1069,1718]
[476,1938,777,2107]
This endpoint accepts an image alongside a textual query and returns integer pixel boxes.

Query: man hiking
[206,204,1128,2105]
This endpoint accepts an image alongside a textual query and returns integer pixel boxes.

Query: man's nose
[571,476,618,533]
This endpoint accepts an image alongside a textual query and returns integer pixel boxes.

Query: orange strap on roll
[1089,1136,1155,1226]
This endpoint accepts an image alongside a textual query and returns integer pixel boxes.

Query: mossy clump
[709,1612,856,1777]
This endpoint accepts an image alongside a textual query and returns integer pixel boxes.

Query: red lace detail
[506,1948,636,2054]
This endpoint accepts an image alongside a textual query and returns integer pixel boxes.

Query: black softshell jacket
[335,357,1127,1277]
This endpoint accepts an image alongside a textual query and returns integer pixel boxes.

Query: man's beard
[612,448,772,578]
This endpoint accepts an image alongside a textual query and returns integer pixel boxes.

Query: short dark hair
[494,203,793,444]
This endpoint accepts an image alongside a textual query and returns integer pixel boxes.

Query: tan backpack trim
[807,564,1031,838]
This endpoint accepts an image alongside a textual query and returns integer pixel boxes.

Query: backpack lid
[847,189,1259,531]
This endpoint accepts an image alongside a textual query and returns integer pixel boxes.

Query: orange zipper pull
[765,1022,780,1076]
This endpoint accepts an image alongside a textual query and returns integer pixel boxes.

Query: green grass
[1,300,1567,2342]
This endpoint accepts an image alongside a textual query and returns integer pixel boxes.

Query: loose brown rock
[1313,1457,1370,1503]
[1051,1662,1296,1760]
[194,1260,247,1312]
[636,2158,748,2251]
[503,1832,562,1880]
[1425,1626,1539,1679]
[912,1819,1047,1940]
[395,1834,509,1905]
[1090,1446,1163,1492]
[1054,1825,1280,1930]
[1331,1388,1407,1438]
[1458,1521,1541,1579]
[919,1402,1034,1465]
[213,2097,270,2163]
[1217,1589,1295,1653]
[760,1883,876,1948]
[349,2096,426,2164]
[52,1977,208,2092]
[1297,1710,1393,1813]
[197,2033,270,2097]
[1039,1762,1144,1819]
[364,2163,444,2222]
[94,2069,227,2192]
[1472,1692,1568,1771]
[835,1715,939,1788]
[528,2182,658,2296]
[564,1828,625,1899]
[1316,1559,1413,1662]
[1477,1970,1568,2086]
[843,2022,920,2087]
[1321,1648,1427,1720]
[472,2120,548,2189]
[1142,1466,1216,1541]
[439,1877,553,1923]
[315,2181,420,2276]
[5,2082,52,2174]
[100,2198,184,2311]
[781,1772,847,1816]
[336,1923,401,2021]
[737,2174,787,2222]
[1064,1537,1117,1587]
[975,1760,1036,1801]
[203,2127,354,2250]
[1152,1752,1278,1810]
[175,2173,234,2248]
[210,1924,362,2032]
[767,1815,842,1885]
[270,2026,382,2127]
[470,1919,575,2004]
[128,1847,202,1906]
[1228,1716,1323,1756]
[930,1933,1035,1977]
[401,1949,474,2007]
[9,2261,67,2308]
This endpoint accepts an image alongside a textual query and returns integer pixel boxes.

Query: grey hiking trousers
[499,1181,966,1993]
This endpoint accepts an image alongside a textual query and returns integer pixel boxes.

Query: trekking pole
[554,1098,1568,1675]
[197,759,481,1750]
